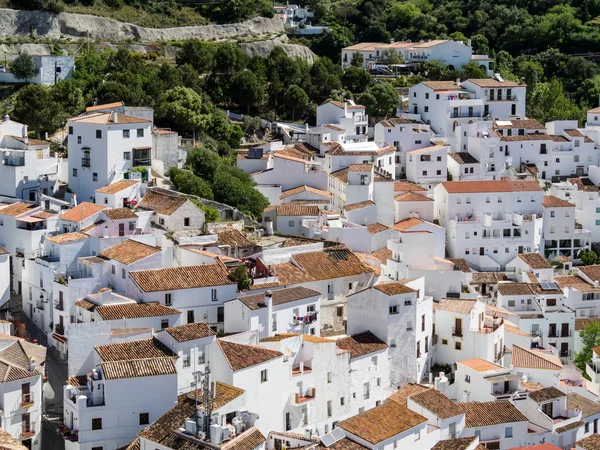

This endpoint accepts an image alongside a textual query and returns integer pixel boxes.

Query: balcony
[81,157,91,168]
[55,324,65,336]
[449,111,483,119]
[4,156,25,166]
[55,301,64,312]
[20,392,34,408]
[57,425,78,442]
[452,327,463,337]
[487,95,519,102]
[20,424,35,439]
[294,387,316,404]
[292,361,313,377]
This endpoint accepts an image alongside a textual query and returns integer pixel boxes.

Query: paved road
[6,294,66,450]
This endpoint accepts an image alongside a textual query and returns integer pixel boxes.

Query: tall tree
[230,71,263,113]
[12,85,62,138]
[11,52,36,81]
[285,85,309,121]
[156,87,209,142]
[575,322,600,379]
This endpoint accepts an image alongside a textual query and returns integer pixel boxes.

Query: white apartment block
[434,180,544,270]
[67,111,153,203]
[454,358,521,403]
[406,142,449,185]
[316,101,368,140]
[541,195,590,260]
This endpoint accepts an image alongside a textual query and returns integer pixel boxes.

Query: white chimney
[233,241,238,259]
[28,358,36,372]
[456,78,461,86]
[71,193,77,207]
[266,290,273,334]
[112,112,118,123]
[467,38,472,48]
[344,101,348,116]
[3,114,9,122]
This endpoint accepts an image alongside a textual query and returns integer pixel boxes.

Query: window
[436,170,442,175]
[425,93,429,99]
[442,339,448,345]
[139,413,149,425]
[421,314,425,332]
[211,289,217,301]
[415,140,422,145]
[77,136,82,144]
[184,218,190,227]
[165,293,172,306]
[372,356,378,366]
[389,305,399,315]
[92,418,102,430]
[327,371,332,383]
[72,168,78,177]
[455,342,462,350]
[505,427,513,438]
[337,305,343,317]
[327,400,332,417]
[340,396,345,406]
[123,151,131,160]
[508,300,516,307]
[551,211,555,218]
[377,377,381,386]
[585,422,590,433]
[404,300,412,306]
[96,130,102,139]
[137,129,144,138]
[465,375,471,383]
[424,106,429,112]
[422,171,427,176]
[121,268,126,279]
[93,172,98,182]
[129,221,135,231]
[69,126,73,135]
[159,218,165,226]
[161,319,168,330]
[187,310,195,323]
[123,130,130,138]
[437,156,442,162]
[288,220,295,227]
[260,369,268,383]
[111,265,116,275]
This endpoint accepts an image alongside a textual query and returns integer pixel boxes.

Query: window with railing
[82,149,91,168]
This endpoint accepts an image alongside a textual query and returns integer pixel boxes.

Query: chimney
[344,101,348,116]
[3,114,9,122]
[305,123,309,133]
[28,358,36,372]
[112,112,118,123]
[456,78,461,87]
[266,290,273,334]
[70,193,77,207]
[467,38,472,48]
[233,241,238,259]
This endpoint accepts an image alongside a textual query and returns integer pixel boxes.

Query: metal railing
[452,327,463,337]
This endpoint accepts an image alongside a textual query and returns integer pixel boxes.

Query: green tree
[230,71,263,113]
[575,322,600,379]
[285,85,309,121]
[176,40,216,74]
[470,34,489,55]
[52,79,86,117]
[311,26,354,63]
[11,52,36,81]
[580,249,599,266]
[421,60,449,81]
[12,84,62,138]
[156,87,210,141]
[341,66,372,93]
[380,49,403,66]
[357,83,399,118]
[528,79,582,123]
[228,265,251,290]
[200,204,221,223]
[215,42,249,74]
[351,52,364,68]
[169,168,214,200]
[185,146,220,183]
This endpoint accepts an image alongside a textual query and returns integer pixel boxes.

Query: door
[542,401,553,418]
[561,342,569,357]
[413,105,418,114]
[118,223,125,236]
[480,247,484,256]
[21,412,30,434]
[482,284,487,295]
[187,310,195,324]
[561,323,570,338]
[454,318,462,337]
[504,380,510,393]
[518,246,524,253]
[449,422,456,439]
[489,89,495,101]
[453,107,458,118]
[18,281,21,295]
[549,323,557,337]
[484,105,489,117]
[40,314,44,332]
[576,166,584,176]
[468,106,473,117]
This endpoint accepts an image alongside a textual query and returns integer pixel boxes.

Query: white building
[510,344,563,387]
[138,189,205,232]
[406,142,449,185]
[454,358,521,403]
[541,195,590,260]
[67,111,153,203]
[316,101,368,140]
[94,179,141,208]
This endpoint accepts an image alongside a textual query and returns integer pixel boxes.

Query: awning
[485,373,519,383]
[53,333,67,344]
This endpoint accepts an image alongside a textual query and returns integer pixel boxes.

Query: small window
[111,265,115,275]
[72,168,78,177]
[139,413,149,425]
[165,293,172,306]
[93,172,98,182]
[505,427,513,438]
[327,372,332,383]
[161,319,168,330]
[340,396,345,406]
[455,341,462,350]
[123,130,130,139]
[159,218,165,226]
[121,268,126,279]
[69,126,73,135]
[260,369,268,383]
[129,221,135,231]
[442,339,448,345]
[96,130,102,139]
[337,306,343,317]
[77,136,82,144]
[211,289,217,301]
[376,377,381,386]
[137,129,144,138]
[92,418,102,430]
[389,305,399,315]
[184,218,190,227]
[288,220,295,227]
[372,356,378,366]
[123,151,131,161]
[465,375,471,383]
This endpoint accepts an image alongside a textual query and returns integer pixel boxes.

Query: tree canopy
[575,321,600,379]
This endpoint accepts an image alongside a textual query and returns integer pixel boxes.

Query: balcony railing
[450,112,482,119]
[55,324,65,336]
[452,327,463,337]
[295,387,316,404]
[55,301,64,311]
[81,157,91,168]
[21,392,34,408]
[20,424,35,439]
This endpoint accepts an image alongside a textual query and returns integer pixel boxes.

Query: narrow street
[6,294,66,450]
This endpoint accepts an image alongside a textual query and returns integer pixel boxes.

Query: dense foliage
[575,321,600,379]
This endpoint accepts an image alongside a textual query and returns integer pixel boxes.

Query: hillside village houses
[3,53,600,450]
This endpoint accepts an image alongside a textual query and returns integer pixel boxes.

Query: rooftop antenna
[200,360,213,440]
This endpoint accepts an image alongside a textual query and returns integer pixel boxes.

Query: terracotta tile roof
[275,146,314,162]
[576,433,600,450]
[95,179,138,194]
[447,258,471,273]
[348,164,373,172]
[459,358,504,373]
[556,275,600,293]
[45,231,89,244]
[567,393,600,418]
[164,322,216,342]
[320,437,368,450]
[528,386,566,403]
[96,302,180,320]
[460,401,528,427]
[520,381,544,391]
[289,248,373,282]
[394,192,432,202]
[394,182,426,192]
[99,239,161,265]
[543,195,575,208]
[74,299,96,311]
[104,207,137,220]
[344,200,376,212]
[217,227,253,248]
[575,317,600,331]
[422,81,460,91]
[67,374,88,387]
[336,331,387,359]
[366,223,388,234]
[565,129,584,137]
[493,119,544,129]
[85,101,124,112]
[338,401,426,444]
[448,152,479,164]
[486,304,517,317]
[122,439,141,450]
[393,217,424,231]
[218,339,282,371]
[471,272,505,284]
[517,253,552,269]
[505,326,530,337]
[264,204,320,216]
[270,261,312,284]
[95,338,175,362]
[260,333,299,342]
[139,190,187,216]
[441,180,542,193]
[80,220,104,233]
[555,420,584,434]
[578,265,600,282]
[222,427,266,450]
[511,345,562,370]
[330,168,349,183]
[59,202,108,222]
[373,282,416,296]
[303,334,335,344]
[186,381,245,410]
[410,388,464,419]
[436,298,477,315]
[31,211,56,219]
[388,383,431,405]
[568,177,599,192]
[130,264,234,292]
[70,111,151,124]
[432,437,479,450]
[500,133,553,142]
[0,341,43,382]
[0,202,35,217]
[323,123,345,132]
[327,142,395,157]
[529,282,562,295]
[101,357,176,380]
[497,282,534,296]
[0,427,29,449]
[280,185,331,199]
[239,286,320,311]
[466,78,522,87]
[328,100,365,110]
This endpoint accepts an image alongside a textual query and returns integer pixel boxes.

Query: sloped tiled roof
[517,253,552,269]
[344,200,376,212]
[543,195,575,208]
[59,202,107,222]
[387,383,431,406]
[218,340,282,371]
[576,433,600,450]
[460,401,528,427]
[410,389,464,419]
[98,239,161,265]
[394,181,426,192]
[96,302,180,320]
[0,428,29,449]
[578,265,600,282]
[511,345,562,370]
[575,317,600,330]
[85,101,124,112]
[280,185,331,199]
[70,111,151,124]
[394,192,433,202]
[130,264,234,292]
[432,437,480,450]
[139,190,187,216]
[104,207,137,220]
[95,338,175,362]
[336,331,387,359]
[567,393,600,418]
[338,401,426,444]
[238,287,320,311]
[448,152,479,164]
[264,204,320,216]
[373,281,416,296]
[260,333,299,342]
[164,322,216,343]
[95,179,138,194]
[529,386,566,403]
[497,282,534,296]
[459,358,504,374]
[0,341,43,382]
[101,357,176,380]
[366,223,388,234]
[441,180,541,193]
[446,258,471,273]
[217,227,253,248]
[436,298,477,315]
[45,231,89,244]
[0,202,36,217]
[393,217,424,231]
